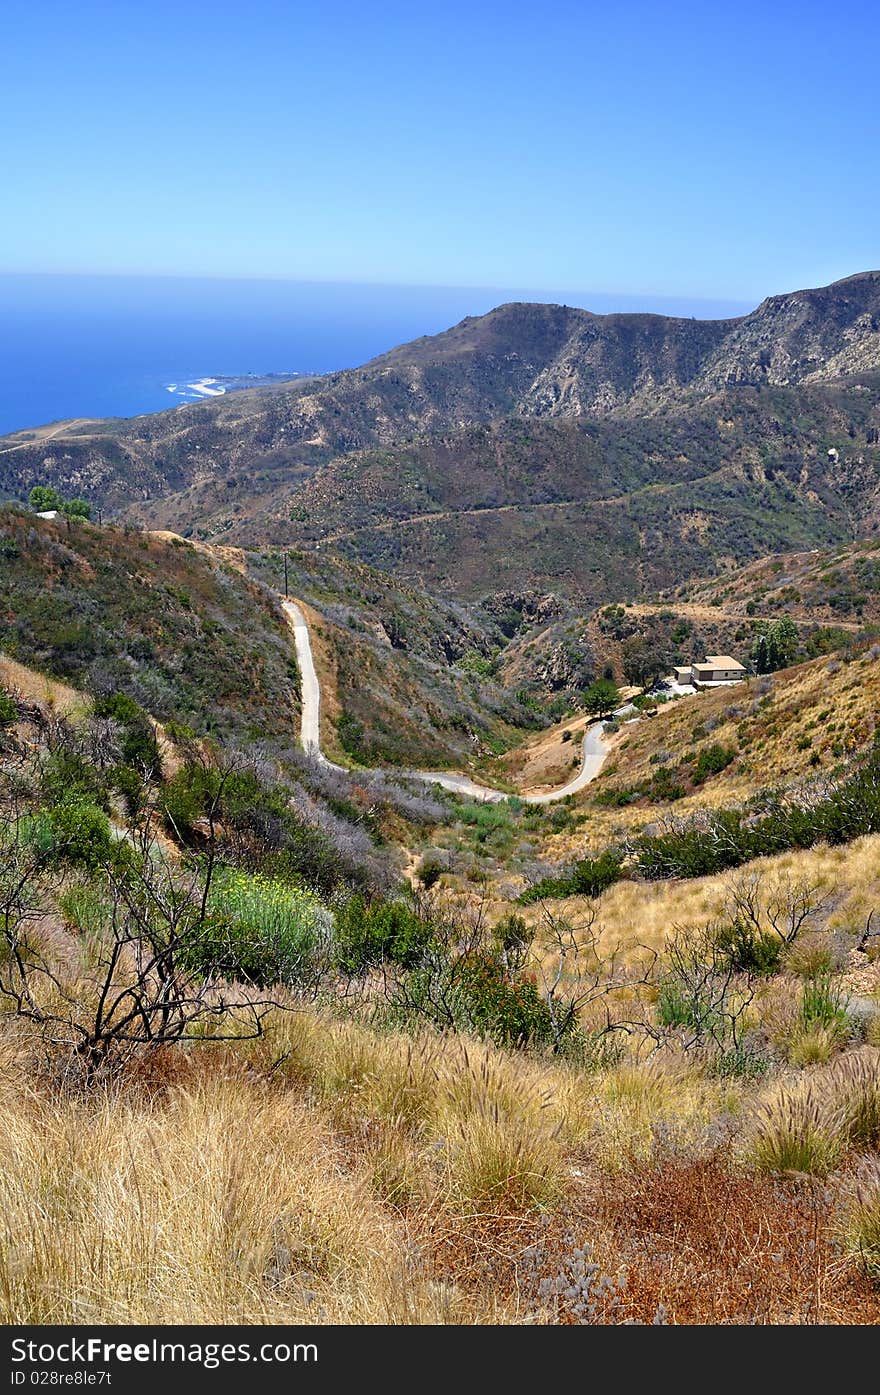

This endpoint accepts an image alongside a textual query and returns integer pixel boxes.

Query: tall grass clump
[446,1095,565,1212]
[831,1049,880,1150]
[800,973,850,1036]
[840,1161,880,1280]
[751,1088,845,1177]
[437,1050,565,1211]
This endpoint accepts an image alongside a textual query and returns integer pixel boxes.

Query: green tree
[28,485,61,512]
[752,617,800,673]
[582,678,620,717]
[61,498,92,520]
[621,635,672,691]
[771,616,799,668]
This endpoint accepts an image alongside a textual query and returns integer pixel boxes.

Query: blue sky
[2,0,878,302]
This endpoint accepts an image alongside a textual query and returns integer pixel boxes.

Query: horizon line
[0,267,760,311]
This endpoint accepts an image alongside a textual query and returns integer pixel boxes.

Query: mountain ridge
[1,270,879,562]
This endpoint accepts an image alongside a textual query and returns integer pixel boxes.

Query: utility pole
[283,551,289,598]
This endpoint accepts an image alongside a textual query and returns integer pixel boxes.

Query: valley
[3,270,880,1327]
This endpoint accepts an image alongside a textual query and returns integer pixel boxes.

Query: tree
[582,678,620,717]
[61,498,92,520]
[29,485,93,521]
[28,485,61,512]
[621,635,672,692]
[752,617,800,673]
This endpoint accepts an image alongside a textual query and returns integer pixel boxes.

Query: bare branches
[724,871,829,950]
[0,789,285,1086]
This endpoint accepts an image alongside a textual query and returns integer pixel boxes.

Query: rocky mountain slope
[1,271,878,532]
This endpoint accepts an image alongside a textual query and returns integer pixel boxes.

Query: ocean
[0,274,752,437]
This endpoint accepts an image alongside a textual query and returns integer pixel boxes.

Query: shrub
[61,499,92,520]
[24,800,115,870]
[715,920,785,976]
[691,743,736,784]
[183,867,331,989]
[336,710,366,759]
[451,953,561,1048]
[656,976,713,1032]
[519,848,624,904]
[160,759,363,897]
[93,692,160,774]
[416,854,444,889]
[648,766,685,801]
[39,747,107,811]
[0,690,17,726]
[633,741,880,881]
[332,894,433,977]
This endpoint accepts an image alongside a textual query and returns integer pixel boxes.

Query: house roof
[702,655,745,670]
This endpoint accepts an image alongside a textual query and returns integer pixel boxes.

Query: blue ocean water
[0,274,752,437]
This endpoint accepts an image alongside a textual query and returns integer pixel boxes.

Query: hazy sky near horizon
[3,0,878,303]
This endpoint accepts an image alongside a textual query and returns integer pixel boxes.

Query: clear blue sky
[3,0,878,302]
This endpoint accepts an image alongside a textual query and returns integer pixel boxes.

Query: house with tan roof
[673,654,746,688]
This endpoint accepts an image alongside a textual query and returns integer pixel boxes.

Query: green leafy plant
[183,867,331,989]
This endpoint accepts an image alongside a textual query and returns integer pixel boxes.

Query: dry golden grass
[0,654,86,717]
[534,646,880,860]
[520,833,880,966]
[4,1006,880,1325]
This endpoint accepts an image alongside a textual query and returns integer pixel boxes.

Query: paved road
[282,599,346,772]
[281,596,611,805]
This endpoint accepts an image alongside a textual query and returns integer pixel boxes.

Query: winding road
[282,598,611,805]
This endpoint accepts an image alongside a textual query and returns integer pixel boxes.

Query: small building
[691,654,746,686]
[673,665,694,686]
[36,510,60,520]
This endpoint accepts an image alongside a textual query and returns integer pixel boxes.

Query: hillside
[5,506,880,1330]
[679,536,880,628]
[6,578,880,1327]
[265,381,880,600]
[0,272,878,561]
[243,546,549,768]
[0,509,300,743]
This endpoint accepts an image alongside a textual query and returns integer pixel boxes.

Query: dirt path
[281,596,612,804]
[627,601,864,632]
[0,420,101,454]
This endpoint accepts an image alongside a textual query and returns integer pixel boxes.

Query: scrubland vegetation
[6,271,880,1327]
[3,641,880,1327]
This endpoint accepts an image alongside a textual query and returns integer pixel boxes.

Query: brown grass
[3,1005,880,1325]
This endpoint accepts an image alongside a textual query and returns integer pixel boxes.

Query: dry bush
[589,1156,880,1323]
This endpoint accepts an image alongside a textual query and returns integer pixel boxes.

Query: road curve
[282,597,610,805]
